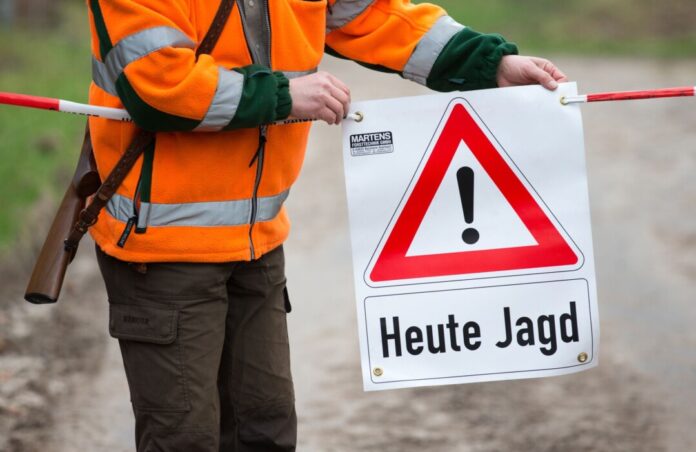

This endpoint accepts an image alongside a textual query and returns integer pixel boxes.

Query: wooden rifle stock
[24,124,100,304]
[23,0,232,304]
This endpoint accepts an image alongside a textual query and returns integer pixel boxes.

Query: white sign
[342,83,599,391]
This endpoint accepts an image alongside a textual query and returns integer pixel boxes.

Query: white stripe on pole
[58,100,133,122]
[560,95,588,105]
[56,99,363,125]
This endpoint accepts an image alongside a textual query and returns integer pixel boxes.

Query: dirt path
[286,56,696,452]
[7,56,694,451]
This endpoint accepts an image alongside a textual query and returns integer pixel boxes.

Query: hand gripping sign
[342,83,599,391]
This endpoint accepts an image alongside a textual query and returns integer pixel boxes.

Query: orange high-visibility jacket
[86,0,517,263]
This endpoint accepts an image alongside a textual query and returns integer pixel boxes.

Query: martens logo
[349,131,394,156]
[123,315,150,325]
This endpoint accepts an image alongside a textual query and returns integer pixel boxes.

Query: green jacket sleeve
[223,65,292,130]
[426,28,519,92]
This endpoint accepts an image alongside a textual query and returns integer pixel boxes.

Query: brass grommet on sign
[578,352,589,363]
[373,367,383,377]
[353,111,364,123]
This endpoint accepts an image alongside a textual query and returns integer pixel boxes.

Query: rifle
[25,124,100,304]
[24,125,153,304]
[20,0,236,304]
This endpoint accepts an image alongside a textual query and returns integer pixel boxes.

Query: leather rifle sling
[64,0,236,253]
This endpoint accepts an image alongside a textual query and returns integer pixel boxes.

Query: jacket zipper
[248,126,267,259]
[237,0,272,260]
[236,0,271,65]
[262,0,271,65]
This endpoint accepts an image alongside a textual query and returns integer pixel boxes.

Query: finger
[543,61,568,82]
[324,94,345,124]
[533,58,567,84]
[319,106,338,125]
[327,83,350,118]
[528,65,558,90]
[327,73,351,99]
[549,65,568,82]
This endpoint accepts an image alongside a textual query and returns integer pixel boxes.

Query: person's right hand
[289,71,351,125]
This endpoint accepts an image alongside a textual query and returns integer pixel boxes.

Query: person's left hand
[497,55,568,91]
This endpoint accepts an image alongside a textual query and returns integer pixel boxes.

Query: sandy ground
[2,56,695,451]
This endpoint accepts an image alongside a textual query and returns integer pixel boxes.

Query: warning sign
[343,83,599,391]
[367,101,582,285]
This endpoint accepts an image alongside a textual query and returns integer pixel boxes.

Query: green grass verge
[0,4,91,248]
[424,0,696,57]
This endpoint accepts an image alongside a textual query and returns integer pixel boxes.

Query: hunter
[86,0,566,450]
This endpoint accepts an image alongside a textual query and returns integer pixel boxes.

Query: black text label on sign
[366,100,582,286]
[350,131,395,156]
[380,301,579,358]
[364,279,594,384]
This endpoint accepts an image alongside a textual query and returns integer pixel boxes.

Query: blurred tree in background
[0,0,62,27]
[426,0,696,56]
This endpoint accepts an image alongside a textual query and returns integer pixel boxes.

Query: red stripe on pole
[587,86,695,103]
[0,92,60,111]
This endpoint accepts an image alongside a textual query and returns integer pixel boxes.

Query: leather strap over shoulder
[64,128,154,254]
[197,0,236,57]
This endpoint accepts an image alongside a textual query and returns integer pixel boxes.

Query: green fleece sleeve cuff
[426,28,519,92]
[224,65,291,129]
[274,72,292,120]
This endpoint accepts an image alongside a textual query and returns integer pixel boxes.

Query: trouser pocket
[283,286,292,313]
[109,303,190,412]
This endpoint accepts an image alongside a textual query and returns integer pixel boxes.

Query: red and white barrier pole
[3,86,693,123]
[561,86,696,105]
[0,91,363,125]
[0,91,132,121]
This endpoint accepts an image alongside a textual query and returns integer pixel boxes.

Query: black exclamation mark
[457,167,480,245]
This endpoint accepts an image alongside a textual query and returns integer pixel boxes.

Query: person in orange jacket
[87,1,567,450]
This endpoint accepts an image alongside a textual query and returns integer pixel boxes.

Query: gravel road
[4,56,694,451]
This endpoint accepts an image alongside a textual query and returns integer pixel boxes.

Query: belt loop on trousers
[128,262,148,274]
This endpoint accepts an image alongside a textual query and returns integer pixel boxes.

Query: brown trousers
[96,245,296,452]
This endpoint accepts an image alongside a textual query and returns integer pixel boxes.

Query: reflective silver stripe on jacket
[106,190,290,228]
[403,16,464,86]
[282,68,317,79]
[193,67,316,131]
[194,67,245,131]
[92,26,195,94]
[326,0,376,33]
[92,56,118,96]
[106,26,195,82]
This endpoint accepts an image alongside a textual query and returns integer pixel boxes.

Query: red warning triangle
[370,103,579,282]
